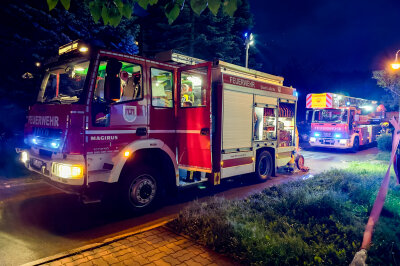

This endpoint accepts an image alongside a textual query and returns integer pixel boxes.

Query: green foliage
[377,133,392,152]
[47,0,59,10]
[208,0,221,15]
[373,70,400,104]
[190,0,208,15]
[47,0,241,26]
[140,0,254,68]
[376,151,391,161]
[168,163,400,265]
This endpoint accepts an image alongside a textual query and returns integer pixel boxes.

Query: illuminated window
[151,68,173,108]
[180,71,207,108]
[94,60,142,102]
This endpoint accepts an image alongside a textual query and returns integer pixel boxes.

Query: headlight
[52,163,84,179]
[314,132,321,137]
[21,151,29,163]
[310,137,316,142]
[334,133,342,138]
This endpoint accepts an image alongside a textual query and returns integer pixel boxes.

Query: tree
[47,0,242,26]
[139,0,253,66]
[373,70,400,111]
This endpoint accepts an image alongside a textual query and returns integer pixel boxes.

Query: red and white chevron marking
[306,94,312,108]
[326,93,332,108]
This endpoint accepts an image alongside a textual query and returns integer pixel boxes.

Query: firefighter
[181,84,194,106]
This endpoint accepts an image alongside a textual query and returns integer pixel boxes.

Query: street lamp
[391,49,400,70]
[244,32,254,68]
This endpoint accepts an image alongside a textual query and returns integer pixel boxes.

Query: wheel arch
[109,139,178,189]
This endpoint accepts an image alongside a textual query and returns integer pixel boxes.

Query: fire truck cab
[19,41,298,212]
[306,93,384,151]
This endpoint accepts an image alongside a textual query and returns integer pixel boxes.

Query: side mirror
[354,115,360,122]
[105,76,121,101]
[104,59,122,102]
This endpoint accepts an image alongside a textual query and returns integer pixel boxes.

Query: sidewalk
[25,226,234,266]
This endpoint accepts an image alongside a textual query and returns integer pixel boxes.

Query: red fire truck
[18,40,298,212]
[306,93,384,151]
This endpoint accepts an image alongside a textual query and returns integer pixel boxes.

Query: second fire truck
[306,93,384,151]
[18,41,298,212]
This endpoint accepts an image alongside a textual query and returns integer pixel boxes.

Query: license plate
[31,159,44,169]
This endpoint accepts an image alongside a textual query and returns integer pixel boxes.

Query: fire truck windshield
[39,59,90,104]
[313,109,348,123]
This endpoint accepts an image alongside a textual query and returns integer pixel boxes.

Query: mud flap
[208,172,220,185]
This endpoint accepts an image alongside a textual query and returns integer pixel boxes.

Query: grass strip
[168,162,400,265]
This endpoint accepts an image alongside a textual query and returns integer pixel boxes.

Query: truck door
[177,62,212,172]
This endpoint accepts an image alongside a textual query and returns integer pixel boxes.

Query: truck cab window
[151,68,173,108]
[40,59,90,104]
[180,71,206,107]
[92,59,142,127]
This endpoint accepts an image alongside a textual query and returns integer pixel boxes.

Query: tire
[255,150,273,182]
[295,155,305,170]
[351,137,359,153]
[119,166,162,213]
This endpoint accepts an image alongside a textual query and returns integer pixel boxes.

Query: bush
[377,134,392,152]
[168,163,400,265]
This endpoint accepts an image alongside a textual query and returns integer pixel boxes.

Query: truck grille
[322,132,333,137]
[32,127,62,139]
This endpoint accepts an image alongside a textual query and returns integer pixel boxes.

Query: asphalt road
[0,146,379,265]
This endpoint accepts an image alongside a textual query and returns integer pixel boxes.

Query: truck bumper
[309,137,351,149]
[18,149,85,194]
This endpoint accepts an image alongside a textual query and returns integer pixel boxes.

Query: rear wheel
[351,137,359,153]
[119,166,161,213]
[255,150,273,182]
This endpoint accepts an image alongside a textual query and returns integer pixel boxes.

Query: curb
[23,217,175,266]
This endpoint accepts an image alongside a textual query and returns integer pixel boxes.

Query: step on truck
[306,93,384,151]
[18,40,298,212]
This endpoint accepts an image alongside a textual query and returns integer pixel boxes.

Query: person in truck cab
[181,83,194,106]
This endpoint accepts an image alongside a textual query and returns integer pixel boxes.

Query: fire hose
[350,117,400,266]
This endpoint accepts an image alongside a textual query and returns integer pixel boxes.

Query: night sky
[248,0,400,115]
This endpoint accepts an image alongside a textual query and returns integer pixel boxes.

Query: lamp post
[244,32,254,68]
[391,49,400,70]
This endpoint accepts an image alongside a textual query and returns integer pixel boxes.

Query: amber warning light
[59,40,89,55]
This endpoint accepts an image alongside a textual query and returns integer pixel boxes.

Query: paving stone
[176,252,195,262]
[113,249,131,258]
[102,255,119,264]
[96,250,110,257]
[182,259,202,266]
[140,242,154,252]
[170,249,189,259]
[192,255,212,265]
[147,252,165,262]
[90,258,109,266]
[59,257,74,264]
[79,261,93,266]
[130,255,150,265]
[161,256,181,265]
[141,248,161,258]
[152,259,171,266]
[72,257,90,264]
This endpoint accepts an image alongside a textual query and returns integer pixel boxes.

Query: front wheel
[119,166,161,213]
[254,150,273,182]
